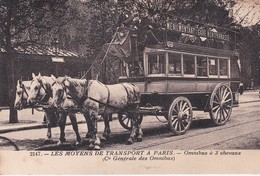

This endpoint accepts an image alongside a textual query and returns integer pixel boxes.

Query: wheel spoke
[126,118,130,127]
[180,121,186,130]
[176,101,180,111]
[171,115,178,118]
[223,92,231,101]
[222,87,227,99]
[174,120,179,131]
[223,98,232,104]
[218,109,222,122]
[179,101,183,112]
[172,118,178,126]
[214,108,220,120]
[213,101,220,105]
[171,108,177,114]
[183,106,190,113]
[221,110,226,122]
[181,102,187,111]
[178,120,182,132]
[223,108,230,117]
[214,93,220,102]
[212,104,220,111]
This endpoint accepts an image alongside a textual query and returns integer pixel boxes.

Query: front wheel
[118,113,143,130]
[168,97,193,135]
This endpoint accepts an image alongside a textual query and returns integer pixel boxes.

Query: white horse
[26,73,82,146]
[51,75,143,150]
[14,79,56,143]
[14,80,31,110]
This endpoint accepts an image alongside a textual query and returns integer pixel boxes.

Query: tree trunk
[6,52,18,123]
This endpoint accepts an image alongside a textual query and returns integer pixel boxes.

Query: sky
[233,0,260,26]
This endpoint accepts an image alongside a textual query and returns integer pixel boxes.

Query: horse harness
[31,79,52,104]
[19,83,29,101]
[67,80,134,112]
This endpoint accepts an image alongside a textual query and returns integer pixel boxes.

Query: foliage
[0,0,69,51]
[239,24,260,87]
[0,0,68,123]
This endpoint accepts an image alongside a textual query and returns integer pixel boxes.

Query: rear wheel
[209,83,233,125]
[118,113,143,130]
[168,97,193,135]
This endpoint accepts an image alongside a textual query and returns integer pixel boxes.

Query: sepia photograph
[0,0,260,174]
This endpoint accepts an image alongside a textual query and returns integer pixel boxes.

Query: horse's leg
[136,114,143,142]
[68,113,81,146]
[43,110,52,144]
[83,112,94,139]
[57,111,67,146]
[89,111,101,150]
[102,114,111,142]
[126,112,141,145]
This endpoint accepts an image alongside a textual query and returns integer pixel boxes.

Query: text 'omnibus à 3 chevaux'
[105,15,242,135]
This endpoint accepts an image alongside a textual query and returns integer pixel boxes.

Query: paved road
[1,99,260,150]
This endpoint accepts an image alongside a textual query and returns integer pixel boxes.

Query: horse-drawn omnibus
[106,17,243,135]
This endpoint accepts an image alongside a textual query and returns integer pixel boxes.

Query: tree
[0,0,68,123]
[239,24,260,87]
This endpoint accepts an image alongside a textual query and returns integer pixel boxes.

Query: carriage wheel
[209,83,233,125]
[168,97,193,135]
[118,113,143,130]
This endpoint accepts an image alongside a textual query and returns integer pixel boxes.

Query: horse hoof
[43,139,52,145]
[88,143,95,150]
[100,135,106,141]
[137,136,143,142]
[75,142,81,147]
[102,134,110,142]
[126,138,134,145]
[57,141,63,146]
[94,145,101,150]
[136,137,143,142]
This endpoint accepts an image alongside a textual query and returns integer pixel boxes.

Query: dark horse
[51,76,143,150]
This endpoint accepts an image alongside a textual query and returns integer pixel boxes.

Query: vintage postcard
[0,0,259,174]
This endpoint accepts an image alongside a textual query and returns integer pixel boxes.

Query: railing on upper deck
[136,13,239,53]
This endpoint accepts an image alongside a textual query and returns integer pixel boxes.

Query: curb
[0,117,119,134]
[0,124,46,134]
[0,121,86,134]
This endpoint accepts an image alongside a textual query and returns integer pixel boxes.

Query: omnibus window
[219,59,228,76]
[208,58,218,76]
[148,53,165,74]
[197,56,208,76]
[183,55,195,75]
[168,53,181,75]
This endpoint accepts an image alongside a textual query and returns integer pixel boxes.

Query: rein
[18,83,30,108]
[30,79,52,106]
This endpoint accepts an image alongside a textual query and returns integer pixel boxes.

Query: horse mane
[67,78,86,88]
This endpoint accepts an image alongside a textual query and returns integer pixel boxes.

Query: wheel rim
[168,97,193,135]
[210,84,233,125]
